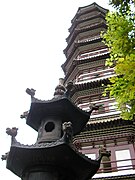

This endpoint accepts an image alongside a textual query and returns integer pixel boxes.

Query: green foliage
[103,0,135,119]
[109,0,135,13]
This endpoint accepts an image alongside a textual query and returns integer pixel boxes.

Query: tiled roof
[74,79,110,91]
[85,118,133,131]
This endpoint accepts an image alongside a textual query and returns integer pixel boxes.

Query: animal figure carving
[26,88,36,97]
[6,127,18,137]
[62,122,73,143]
[20,111,29,119]
[1,152,9,161]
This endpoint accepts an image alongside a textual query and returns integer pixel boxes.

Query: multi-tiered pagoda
[62,2,135,179]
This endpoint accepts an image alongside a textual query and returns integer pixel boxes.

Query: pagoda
[62,2,135,179]
[1,80,108,180]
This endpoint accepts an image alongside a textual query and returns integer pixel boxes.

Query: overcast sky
[0,1,110,179]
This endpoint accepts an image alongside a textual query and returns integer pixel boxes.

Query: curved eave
[62,37,108,74]
[64,35,102,59]
[62,52,109,79]
[7,142,100,179]
[74,78,110,92]
[26,97,90,135]
[66,21,107,47]
[85,118,134,131]
[71,2,108,25]
[68,12,106,35]
[89,113,120,122]
[73,119,135,144]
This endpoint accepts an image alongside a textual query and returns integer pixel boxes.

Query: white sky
[0,1,110,179]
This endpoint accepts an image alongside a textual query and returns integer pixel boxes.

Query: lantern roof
[6,140,100,179]
[26,81,93,135]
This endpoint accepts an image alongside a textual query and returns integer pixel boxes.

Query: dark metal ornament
[2,80,103,180]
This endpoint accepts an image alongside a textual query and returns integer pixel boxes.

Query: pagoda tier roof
[68,79,110,100]
[85,118,134,131]
[89,114,120,123]
[73,78,110,92]
[27,96,90,135]
[66,21,107,48]
[68,11,106,37]
[73,119,135,144]
[71,2,108,25]
[62,47,109,75]
[7,140,100,179]
[64,34,102,59]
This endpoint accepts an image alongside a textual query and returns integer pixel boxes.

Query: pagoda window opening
[77,66,113,83]
[115,149,133,171]
[76,48,109,60]
[44,122,55,132]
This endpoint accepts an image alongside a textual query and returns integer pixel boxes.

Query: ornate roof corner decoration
[3,79,103,180]
[6,127,18,144]
[1,152,9,161]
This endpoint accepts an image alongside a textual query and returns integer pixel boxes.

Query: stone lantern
[2,80,103,180]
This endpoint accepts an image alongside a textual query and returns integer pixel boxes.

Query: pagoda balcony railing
[76,34,101,43]
[78,98,118,115]
[97,158,135,174]
[76,48,109,60]
[77,98,115,107]
[75,67,115,84]
[65,35,101,58]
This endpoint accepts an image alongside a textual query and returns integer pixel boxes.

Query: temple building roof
[73,78,110,92]
[85,118,134,131]
[62,49,109,75]
[71,2,108,27]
